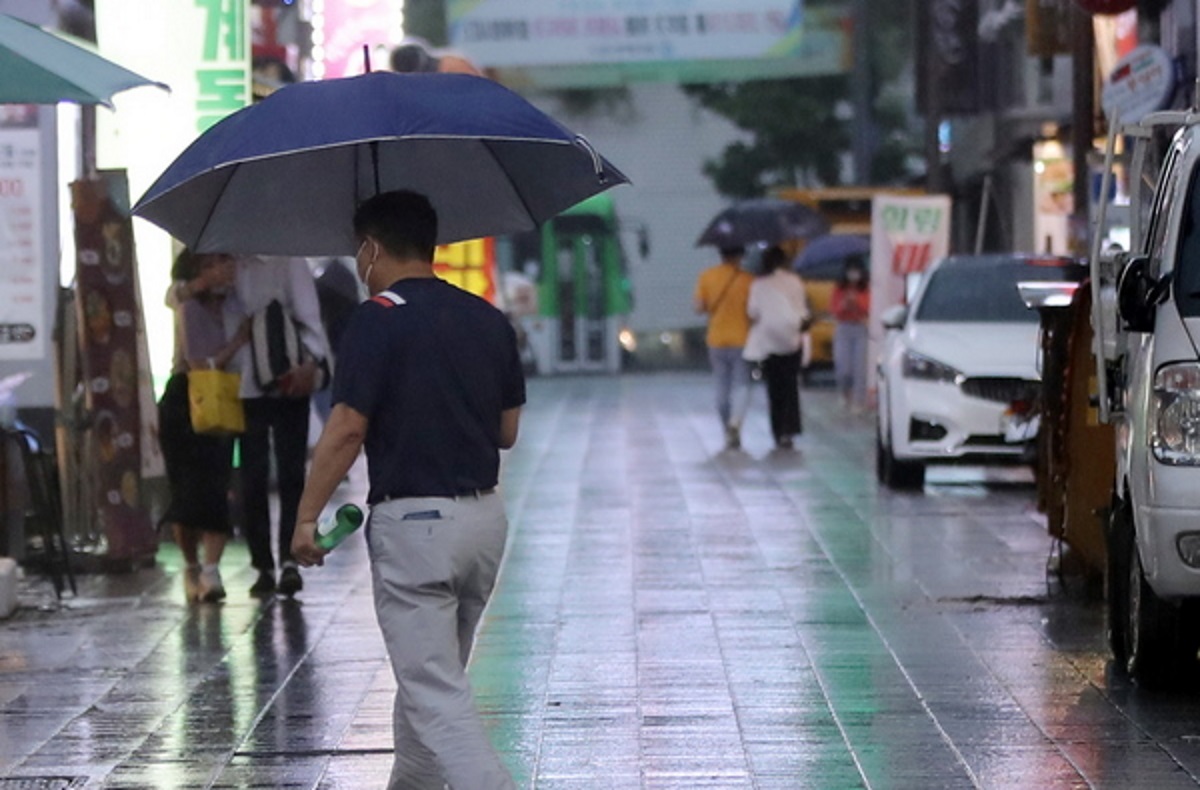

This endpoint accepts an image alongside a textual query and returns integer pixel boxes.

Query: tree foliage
[685,1,917,198]
[403,0,448,46]
[684,76,851,198]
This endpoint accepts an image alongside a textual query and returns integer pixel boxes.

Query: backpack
[250,299,310,393]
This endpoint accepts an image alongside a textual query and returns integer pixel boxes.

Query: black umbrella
[696,198,830,248]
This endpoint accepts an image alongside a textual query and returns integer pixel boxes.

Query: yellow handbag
[187,368,245,435]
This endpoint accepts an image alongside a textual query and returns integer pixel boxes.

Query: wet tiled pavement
[5,372,1200,787]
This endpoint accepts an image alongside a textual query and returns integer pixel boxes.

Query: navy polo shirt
[331,277,526,503]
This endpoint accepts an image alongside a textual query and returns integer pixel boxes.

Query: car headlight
[1152,363,1200,465]
[901,351,962,384]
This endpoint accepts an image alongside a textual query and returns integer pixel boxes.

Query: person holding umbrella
[291,190,524,790]
[694,245,754,450]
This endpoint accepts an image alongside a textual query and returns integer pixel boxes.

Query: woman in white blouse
[743,246,811,449]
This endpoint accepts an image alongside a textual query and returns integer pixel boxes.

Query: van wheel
[1105,498,1130,666]
[1123,520,1195,687]
[876,422,925,490]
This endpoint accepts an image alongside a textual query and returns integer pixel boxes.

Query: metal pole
[923,2,945,195]
[1070,4,1094,256]
[974,174,991,254]
[851,0,875,184]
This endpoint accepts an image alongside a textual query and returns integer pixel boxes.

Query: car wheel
[1123,517,1193,687]
[876,420,925,490]
[1105,497,1130,666]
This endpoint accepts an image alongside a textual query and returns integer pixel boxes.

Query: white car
[876,253,1085,489]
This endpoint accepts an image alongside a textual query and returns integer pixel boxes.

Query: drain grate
[0,780,89,790]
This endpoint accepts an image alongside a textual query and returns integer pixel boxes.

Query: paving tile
[8,375,1200,786]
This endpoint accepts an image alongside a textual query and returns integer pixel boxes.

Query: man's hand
[278,359,319,397]
[291,520,328,568]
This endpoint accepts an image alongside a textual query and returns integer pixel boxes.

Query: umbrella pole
[371,140,380,195]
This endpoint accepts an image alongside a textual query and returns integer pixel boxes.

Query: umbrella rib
[192,164,237,252]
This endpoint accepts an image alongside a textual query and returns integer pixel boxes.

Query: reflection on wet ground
[3,372,1200,787]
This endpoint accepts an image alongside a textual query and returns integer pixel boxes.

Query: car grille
[959,377,1038,404]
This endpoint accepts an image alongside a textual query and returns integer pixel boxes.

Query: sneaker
[278,564,303,597]
[249,569,276,597]
[724,424,741,450]
[198,566,226,603]
[183,565,201,603]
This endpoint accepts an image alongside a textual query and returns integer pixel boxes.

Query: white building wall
[531,82,752,334]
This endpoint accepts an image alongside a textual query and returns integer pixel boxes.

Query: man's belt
[378,487,496,503]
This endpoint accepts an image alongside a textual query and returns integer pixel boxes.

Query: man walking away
[292,190,524,790]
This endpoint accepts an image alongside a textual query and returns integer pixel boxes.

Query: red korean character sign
[867,194,952,397]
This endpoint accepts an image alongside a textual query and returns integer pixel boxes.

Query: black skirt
[157,373,235,534]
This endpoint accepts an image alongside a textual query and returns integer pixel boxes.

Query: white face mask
[356,238,379,294]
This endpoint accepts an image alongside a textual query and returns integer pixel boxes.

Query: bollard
[0,556,17,618]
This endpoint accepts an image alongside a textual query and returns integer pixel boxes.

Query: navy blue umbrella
[793,234,870,274]
[133,71,629,256]
[696,198,829,248]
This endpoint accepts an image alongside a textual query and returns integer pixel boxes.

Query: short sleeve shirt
[694,262,752,348]
[332,277,526,503]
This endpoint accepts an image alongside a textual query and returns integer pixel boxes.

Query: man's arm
[291,403,368,566]
[498,406,521,449]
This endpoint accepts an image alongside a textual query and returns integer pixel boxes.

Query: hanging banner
[449,0,805,67]
[73,171,157,563]
[867,194,952,396]
[917,0,984,113]
[317,0,405,79]
[0,112,44,362]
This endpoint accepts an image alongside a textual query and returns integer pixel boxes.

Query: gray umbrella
[0,12,166,106]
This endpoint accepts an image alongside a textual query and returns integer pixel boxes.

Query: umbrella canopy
[793,233,870,275]
[696,198,829,248]
[132,71,629,256]
[0,13,166,106]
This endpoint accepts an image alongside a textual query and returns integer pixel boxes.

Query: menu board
[73,172,157,563]
[0,108,44,362]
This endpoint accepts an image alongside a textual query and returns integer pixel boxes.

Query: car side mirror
[1116,255,1170,333]
[881,304,908,330]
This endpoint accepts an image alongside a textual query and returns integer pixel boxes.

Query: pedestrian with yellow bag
[158,250,249,603]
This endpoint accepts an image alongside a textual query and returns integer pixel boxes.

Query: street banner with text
[867,194,952,398]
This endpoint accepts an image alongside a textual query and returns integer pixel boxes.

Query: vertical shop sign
[0,110,44,361]
[866,194,952,395]
[917,0,983,114]
[434,239,496,303]
[194,0,249,132]
[73,172,157,563]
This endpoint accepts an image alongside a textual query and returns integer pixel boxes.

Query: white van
[1092,108,1200,686]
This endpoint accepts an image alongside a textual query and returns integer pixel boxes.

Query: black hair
[353,190,439,261]
[760,245,789,274]
[390,41,438,73]
[171,248,199,281]
[837,256,869,290]
[718,245,744,259]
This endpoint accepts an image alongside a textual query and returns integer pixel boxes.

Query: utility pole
[923,0,946,195]
[1070,4,1094,255]
[851,0,876,184]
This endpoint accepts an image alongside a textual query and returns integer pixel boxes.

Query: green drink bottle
[316,504,364,550]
